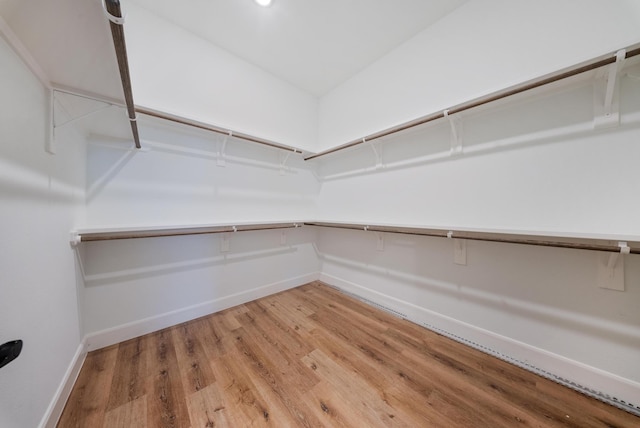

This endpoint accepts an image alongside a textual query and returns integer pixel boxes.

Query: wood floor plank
[255,294,317,338]
[106,336,148,412]
[312,286,583,427]
[381,327,551,425]
[307,300,497,426]
[103,396,147,428]
[59,281,640,427]
[301,349,409,427]
[171,321,216,394]
[243,299,316,361]
[237,316,318,396]
[208,344,289,426]
[186,383,229,428]
[232,326,323,426]
[302,382,365,427]
[307,326,453,427]
[200,311,238,359]
[145,330,190,428]
[534,377,640,427]
[57,345,118,428]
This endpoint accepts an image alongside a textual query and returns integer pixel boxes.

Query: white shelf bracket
[375,232,384,251]
[50,90,116,153]
[366,138,383,169]
[597,241,629,291]
[453,238,467,265]
[217,131,232,167]
[444,110,463,156]
[54,104,112,129]
[69,231,81,248]
[220,233,230,253]
[47,88,55,154]
[604,50,625,116]
[101,0,127,25]
[279,151,292,175]
[594,49,625,129]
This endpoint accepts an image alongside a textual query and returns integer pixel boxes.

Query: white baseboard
[39,339,87,428]
[320,272,640,415]
[85,272,321,352]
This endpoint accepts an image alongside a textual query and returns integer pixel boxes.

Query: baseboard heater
[328,284,640,418]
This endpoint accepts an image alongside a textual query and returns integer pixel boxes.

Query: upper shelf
[71,220,640,254]
[305,222,640,254]
[304,43,640,160]
[97,4,640,160]
[136,107,303,154]
[72,221,303,243]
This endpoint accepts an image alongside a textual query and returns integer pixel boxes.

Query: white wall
[0,36,85,428]
[313,65,640,407]
[316,72,640,236]
[3,1,640,424]
[81,227,320,348]
[84,119,319,228]
[318,0,640,150]
[80,117,322,346]
[124,2,319,152]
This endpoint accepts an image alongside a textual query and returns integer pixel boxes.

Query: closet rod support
[604,49,626,116]
[104,0,141,149]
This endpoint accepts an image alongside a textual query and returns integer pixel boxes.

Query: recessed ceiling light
[254,0,272,6]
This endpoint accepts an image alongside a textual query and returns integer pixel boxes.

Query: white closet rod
[136,107,302,154]
[304,43,640,161]
[72,221,639,255]
[304,222,639,254]
[72,222,303,243]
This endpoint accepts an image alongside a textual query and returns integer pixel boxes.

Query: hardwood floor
[58,282,640,427]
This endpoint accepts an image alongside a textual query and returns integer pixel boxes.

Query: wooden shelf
[72,220,639,254]
[304,221,640,254]
[73,221,303,243]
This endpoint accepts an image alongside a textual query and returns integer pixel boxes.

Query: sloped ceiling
[127,0,468,96]
[0,0,468,148]
[4,0,638,151]
[1,0,468,100]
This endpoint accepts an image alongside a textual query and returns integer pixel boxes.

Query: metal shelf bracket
[444,110,463,156]
[597,241,629,291]
[594,49,626,129]
[280,151,292,175]
[217,131,232,167]
[366,139,384,169]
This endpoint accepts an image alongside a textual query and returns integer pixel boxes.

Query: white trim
[52,84,126,108]
[85,272,321,351]
[319,272,640,414]
[38,339,88,428]
[0,15,50,88]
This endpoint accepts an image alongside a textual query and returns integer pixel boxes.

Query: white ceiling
[127,0,468,96]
